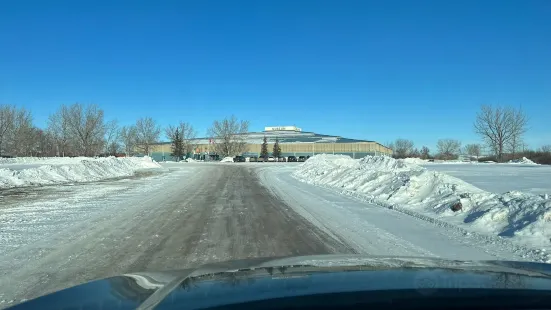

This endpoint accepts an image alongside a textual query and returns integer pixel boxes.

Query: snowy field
[421,163,551,195]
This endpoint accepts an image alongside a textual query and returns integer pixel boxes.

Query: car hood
[9,254,551,309]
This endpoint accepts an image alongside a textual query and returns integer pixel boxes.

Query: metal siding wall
[150,152,170,162]
[147,140,393,156]
[149,144,174,154]
[281,144,291,153]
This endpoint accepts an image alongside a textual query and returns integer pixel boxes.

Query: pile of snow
[402,157,428,165]
[0,156,161,188]
[360,155,422,171]
[0,156,91,165]
[508,157,538,165]
[293,154,551,251]
[220,157,234,163]
[185,158,197,163]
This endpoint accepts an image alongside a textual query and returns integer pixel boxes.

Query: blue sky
[1,0,550,150]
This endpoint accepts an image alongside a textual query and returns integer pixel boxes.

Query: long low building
[148,125,392,161]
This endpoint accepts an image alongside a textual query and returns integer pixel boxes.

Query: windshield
[0,1,550,308]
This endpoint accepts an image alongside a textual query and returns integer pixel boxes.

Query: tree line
[386,105,550,164]
[0,103,252,159]
[0,103,170,157]
[387,138,481,160]
[2,102,548,163]
[0,106,36,156]
[168,115,252,160]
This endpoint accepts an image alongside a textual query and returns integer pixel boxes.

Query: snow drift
[292,154,551,250]
[402,157,428,165]
[509,157,538,165]
[0,156,92,165]
[0,156,161,188]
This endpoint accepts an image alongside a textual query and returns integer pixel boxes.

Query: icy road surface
[0,163,540,307]
[422,163,551,195]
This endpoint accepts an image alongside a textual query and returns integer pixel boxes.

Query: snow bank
[0,157,91,166]
[0,156,161,188]
[220,157,234,163]
[293,154,551,251]
[509,157,538,165]
[402,157,428,165]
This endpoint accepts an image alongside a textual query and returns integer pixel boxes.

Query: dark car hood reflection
[8,254,551,310]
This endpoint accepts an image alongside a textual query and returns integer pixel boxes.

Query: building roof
[154,129,380,146]
[244,130,375,144]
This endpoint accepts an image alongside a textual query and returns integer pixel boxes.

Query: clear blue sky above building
[1,0,550,149]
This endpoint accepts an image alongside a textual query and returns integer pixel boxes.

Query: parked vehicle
[268,156,275,162]
[257,157,266,162]
[287,156,298,162]
[277,157,286,162]
[298,156,307,162]
[233,156,246,162]
[249,156,258,162]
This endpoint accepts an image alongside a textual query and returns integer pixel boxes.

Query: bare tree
[392,138,414,158]
[507,107,528,159]
[0,105,15,156]
[34,129,57,157]
[0,105,41,156]
[106,139,121,156]
[437,139,461,160]
[104,120,120,155]
[474,105,528,162]
[207,115,249,157]
[464,144,482,158]
[521,142,529,153]
[47,107,72,156]
[420,146,430,159]
[120,125,138,156]
[8,108,35,156]
[52,103,107,156]
[165,121,197,156]
[540,145,551,153]
[135,117,161,155]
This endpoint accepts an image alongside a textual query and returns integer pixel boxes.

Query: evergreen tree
[272,137,281,158]
[170,128,185,161]
[260,136,269,159]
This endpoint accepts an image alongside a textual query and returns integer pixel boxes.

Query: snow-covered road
[0,163,351,307]
[0,161,547,308]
